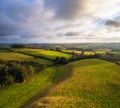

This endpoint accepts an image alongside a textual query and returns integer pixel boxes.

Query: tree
[11,44,25,48]
[55,57,68,64]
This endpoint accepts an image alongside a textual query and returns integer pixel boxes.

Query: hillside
[27,59,120,108]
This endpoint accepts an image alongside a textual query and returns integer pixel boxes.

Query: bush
[11,44,25,48]
[54,57,68,64]
[0,61,33,88]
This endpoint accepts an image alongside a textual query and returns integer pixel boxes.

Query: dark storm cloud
[0,22,17,36]
[0,0,47,37]
[44,0,84,19]
[65,32,80,36]
[57,32,80,37]
[105,20,120,28]
[6,1,30,21]
[0,14,20,36]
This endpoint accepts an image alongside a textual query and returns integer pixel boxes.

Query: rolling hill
[27,59,120,108]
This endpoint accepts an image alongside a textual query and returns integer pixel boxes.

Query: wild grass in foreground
[30,59,120,108]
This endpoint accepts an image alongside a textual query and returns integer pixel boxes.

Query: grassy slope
[30,59,120,108]
[0,52,52,65]
[12,48,72,60]
[0,65,70,108]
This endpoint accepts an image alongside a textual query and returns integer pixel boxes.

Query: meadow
[29,59,120,108]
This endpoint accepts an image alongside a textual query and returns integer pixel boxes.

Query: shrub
[54,57,68,64]
[0,61,33,88]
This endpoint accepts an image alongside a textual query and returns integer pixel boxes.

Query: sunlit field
[62,49,74,53]
[62,49,106,55]
[0,52,53,65]
[84,51,95,55]
[30,59,120,108]
[12,48,72,60]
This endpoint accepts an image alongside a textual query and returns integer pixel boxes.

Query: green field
[84,51,106,55]
[62,49,106,55]
[84,51,95,55]
[0,52,53,65]
[62,49,74,53]
[12,48,72,60]
[111,51,120,55]
[0,65,70,108]
[29,59,120,108]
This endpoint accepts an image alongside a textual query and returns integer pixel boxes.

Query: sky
[0,0,120,43]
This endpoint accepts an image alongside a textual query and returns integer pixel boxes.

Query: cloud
[0,0,120,43]
[105,19,120,28]
[0,16,20,36]
[0,0,53,37]
[65,32,80,36]
[44,0,84,20]
[43,0,120,20]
